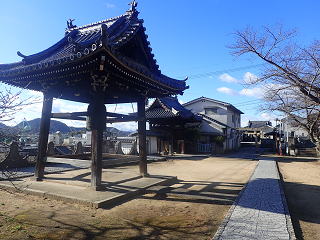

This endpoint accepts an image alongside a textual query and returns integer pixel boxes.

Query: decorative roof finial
[67,19,77,29]
[128,0,137,12]
[127,0,139,18]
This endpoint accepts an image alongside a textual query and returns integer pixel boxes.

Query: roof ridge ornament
[67,19,77,29]
[127,0,139,17]
[96,24,109,48]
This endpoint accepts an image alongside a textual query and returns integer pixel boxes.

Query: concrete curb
[0,175,177,208]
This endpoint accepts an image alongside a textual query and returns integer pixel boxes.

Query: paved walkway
[213,159,296,240]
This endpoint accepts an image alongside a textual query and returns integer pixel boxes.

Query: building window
[232,115,235,123]
[205,107,218,114]
[291,131,294,137]
[223,128,227,135]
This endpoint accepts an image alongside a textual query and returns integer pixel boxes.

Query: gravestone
[0,142,32,169]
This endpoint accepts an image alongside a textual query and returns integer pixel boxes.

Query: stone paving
[213,159,296,240]
[0,155,165,180]
[0,163,86,180]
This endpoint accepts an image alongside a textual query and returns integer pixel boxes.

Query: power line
[176,63,265,80]
[166,60,239,73]
[235,101,262,107]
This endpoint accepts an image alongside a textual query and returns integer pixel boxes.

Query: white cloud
[242,72,260,84]
[260,112,272,121]
[22,102,43,114]
[58,119,86,128]
[217,72,263,98]
[217,87,239,96]
[27,90,43,97]
[106,3,115,8]
[239,87,263,99]
[108,122,137,132]
[218,72,259,84]
[54,100,87,113]
[106,103,137,114]
[219,73,238,83]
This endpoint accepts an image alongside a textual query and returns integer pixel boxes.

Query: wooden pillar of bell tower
[138,98,149,177]
[34,93,53,180]
[88,88,106,189]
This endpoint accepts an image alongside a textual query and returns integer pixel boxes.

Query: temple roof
[246,121,272,128]
[146,96,202,121]
[0,2,188,104]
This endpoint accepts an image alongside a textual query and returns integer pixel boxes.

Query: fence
[198,143,212,153]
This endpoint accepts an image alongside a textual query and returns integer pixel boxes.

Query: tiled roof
[247,121,272,128]
[0,3,188,97]
[196,113,229,128]
[146,96,201,120]
[55,146,73,155]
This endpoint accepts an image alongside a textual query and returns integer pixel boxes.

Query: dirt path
[277,156,320,240]
[0,156,256,240]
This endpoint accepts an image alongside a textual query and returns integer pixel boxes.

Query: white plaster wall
[184,98,242,151]
[200,121,222,134]
[286,126,309,138]
[184,100,229,126]
[48,134,62,145]
[146,136,158,154]
[86,131,92,145]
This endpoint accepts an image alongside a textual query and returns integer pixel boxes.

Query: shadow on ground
[213,147,267,160]
[166,155,210,161]
[145,179,245,205]
[260,151,319,163]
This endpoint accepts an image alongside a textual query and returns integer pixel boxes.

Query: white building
[48,131,63,145]
[280,118,309,139]
[63,131,92,146]
[182,96,243,151]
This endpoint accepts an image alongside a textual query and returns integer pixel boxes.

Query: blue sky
[1,0,320,131]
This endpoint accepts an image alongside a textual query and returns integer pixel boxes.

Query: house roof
[0,2,188,104]
[247,121,272,128]
[130,130,165,137]
[196,113,230,129]
[146,96,196,119]
[182,96,244,114]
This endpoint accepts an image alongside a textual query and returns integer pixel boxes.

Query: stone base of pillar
[140,172,150,178]
[88,185,106,191]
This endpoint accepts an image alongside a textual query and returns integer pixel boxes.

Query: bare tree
[0,83,38,148]
[0,84,39,187]
[0,83,35,122]
[228,21,320,151]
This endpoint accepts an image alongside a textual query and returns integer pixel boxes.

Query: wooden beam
[106,116,142,123]
[51,114,86,121]
[89,89,106,189]
[34,93,53,180]
[51,111,138,122]
[51,112,88,117]
[105,112,130,118]
[138,98,148,177]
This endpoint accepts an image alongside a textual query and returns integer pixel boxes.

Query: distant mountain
[13,118,82,134]
[106,127,133,137]
[13,118,133,136]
